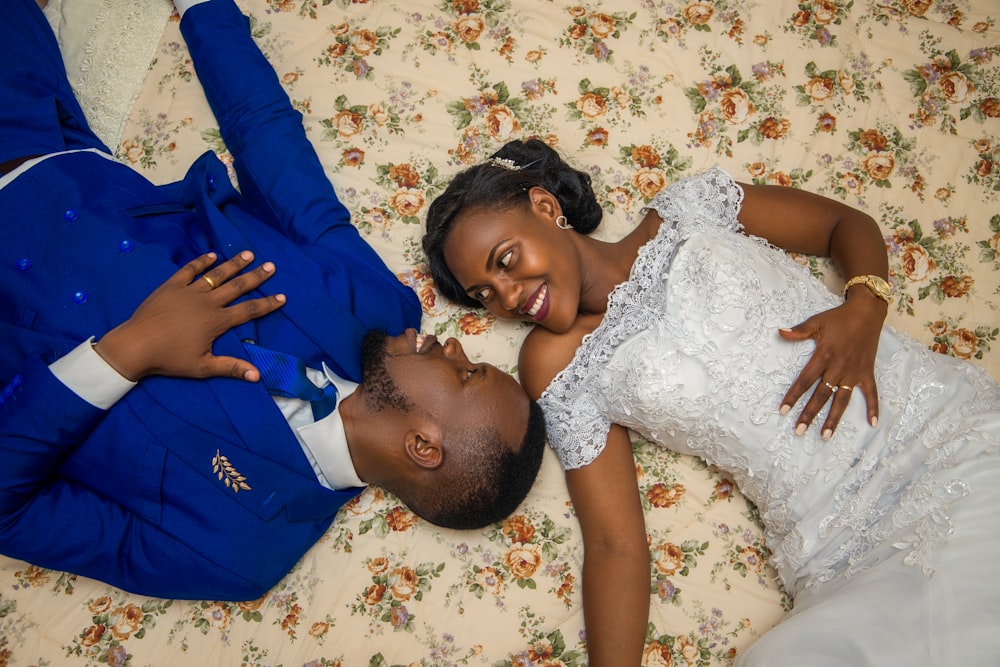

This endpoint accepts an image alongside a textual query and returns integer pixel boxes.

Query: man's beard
[360,330,414,413]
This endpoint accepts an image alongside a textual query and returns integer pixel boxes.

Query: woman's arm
[566,424,649,666]
[520,325,649,666]
[737,183,889,436]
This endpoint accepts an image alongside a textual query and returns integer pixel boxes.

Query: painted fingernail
[780,404,791,415]
[822,428,832,441]
[795,423,807,436]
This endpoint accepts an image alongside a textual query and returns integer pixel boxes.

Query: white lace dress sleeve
[539,166,746,470]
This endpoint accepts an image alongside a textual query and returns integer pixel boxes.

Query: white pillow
[43,0,173,149]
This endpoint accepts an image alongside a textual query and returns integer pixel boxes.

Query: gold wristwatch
[843,274,892,304]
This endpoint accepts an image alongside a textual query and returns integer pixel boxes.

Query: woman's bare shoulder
[518,314,601,400]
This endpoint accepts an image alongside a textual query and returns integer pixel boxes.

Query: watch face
[869,276,891,297]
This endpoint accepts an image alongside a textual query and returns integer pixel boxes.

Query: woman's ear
[528,186,561,220]
[404,428,443,470]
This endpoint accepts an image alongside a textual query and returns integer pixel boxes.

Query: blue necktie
[242,342,338,421]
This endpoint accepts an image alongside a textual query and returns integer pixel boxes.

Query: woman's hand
[94,251,285,382]
[777,292,887,438]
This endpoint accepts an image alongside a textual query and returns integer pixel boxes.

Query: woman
[423,139,1000,666]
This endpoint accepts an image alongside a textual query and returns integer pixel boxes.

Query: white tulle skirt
[737,449,1000,666]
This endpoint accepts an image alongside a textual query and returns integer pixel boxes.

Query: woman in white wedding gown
[423,139,1000,666]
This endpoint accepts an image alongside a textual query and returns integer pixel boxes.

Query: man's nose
[442,337,468,362]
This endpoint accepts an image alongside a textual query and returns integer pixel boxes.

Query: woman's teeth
[525,284,547,318]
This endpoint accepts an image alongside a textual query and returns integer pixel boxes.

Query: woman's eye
[475,287,492,302]
[497,249,513,270]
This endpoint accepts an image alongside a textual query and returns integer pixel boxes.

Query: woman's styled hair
[423,139,603,308]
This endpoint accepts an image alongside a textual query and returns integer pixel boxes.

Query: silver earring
[555,215,572,230]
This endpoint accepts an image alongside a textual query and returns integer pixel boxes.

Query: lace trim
[540,166,745,470]
[59,0,173,148]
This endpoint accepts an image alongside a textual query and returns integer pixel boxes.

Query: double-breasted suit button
[16,258,31,270]
[208,173,216,191]
[119,239,134,253]
[64,209,79,221]
[73,291,88,304]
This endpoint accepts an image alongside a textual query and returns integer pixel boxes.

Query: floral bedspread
[2,0,997,665]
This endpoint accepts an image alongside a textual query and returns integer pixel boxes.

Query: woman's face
[441,191,582,334]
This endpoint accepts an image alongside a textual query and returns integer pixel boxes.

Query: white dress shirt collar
[297,364,364,490]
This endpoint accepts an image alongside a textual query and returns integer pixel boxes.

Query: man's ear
[404,428,443,470]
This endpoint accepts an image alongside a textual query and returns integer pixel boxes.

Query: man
[0,0,546,601]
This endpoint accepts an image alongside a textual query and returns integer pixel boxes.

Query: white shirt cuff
[49,338,137,410]
[174,0,212,19]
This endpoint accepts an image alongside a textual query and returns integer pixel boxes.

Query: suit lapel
[210,333,366,521]
[138,370,353,522]
[179,153,370,381]
[139,153,368,521]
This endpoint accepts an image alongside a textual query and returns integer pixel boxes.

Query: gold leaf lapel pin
[212,449,252,493]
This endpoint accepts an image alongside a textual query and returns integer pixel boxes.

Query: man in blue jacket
[0,0,545,601]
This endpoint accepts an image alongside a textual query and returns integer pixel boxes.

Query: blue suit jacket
[0,0,421,600]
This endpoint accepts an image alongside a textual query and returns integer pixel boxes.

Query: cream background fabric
[3,1,997,665]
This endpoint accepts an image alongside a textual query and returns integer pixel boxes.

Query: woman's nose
[497,280,521,312]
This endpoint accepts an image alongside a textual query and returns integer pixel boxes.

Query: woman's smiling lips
[521,283,549,321]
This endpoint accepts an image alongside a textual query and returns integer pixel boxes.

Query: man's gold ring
[202,274,217,289]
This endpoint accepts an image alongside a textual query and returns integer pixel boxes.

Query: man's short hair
[410,400,547,530]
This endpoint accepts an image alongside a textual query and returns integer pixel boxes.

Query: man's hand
[94,251,285,382]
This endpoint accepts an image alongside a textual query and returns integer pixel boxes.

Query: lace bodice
[539,168,1000,593]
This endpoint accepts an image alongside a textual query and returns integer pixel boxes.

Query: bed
[2,0,997,665]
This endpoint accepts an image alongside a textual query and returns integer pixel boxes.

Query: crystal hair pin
[485,156,522,171]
